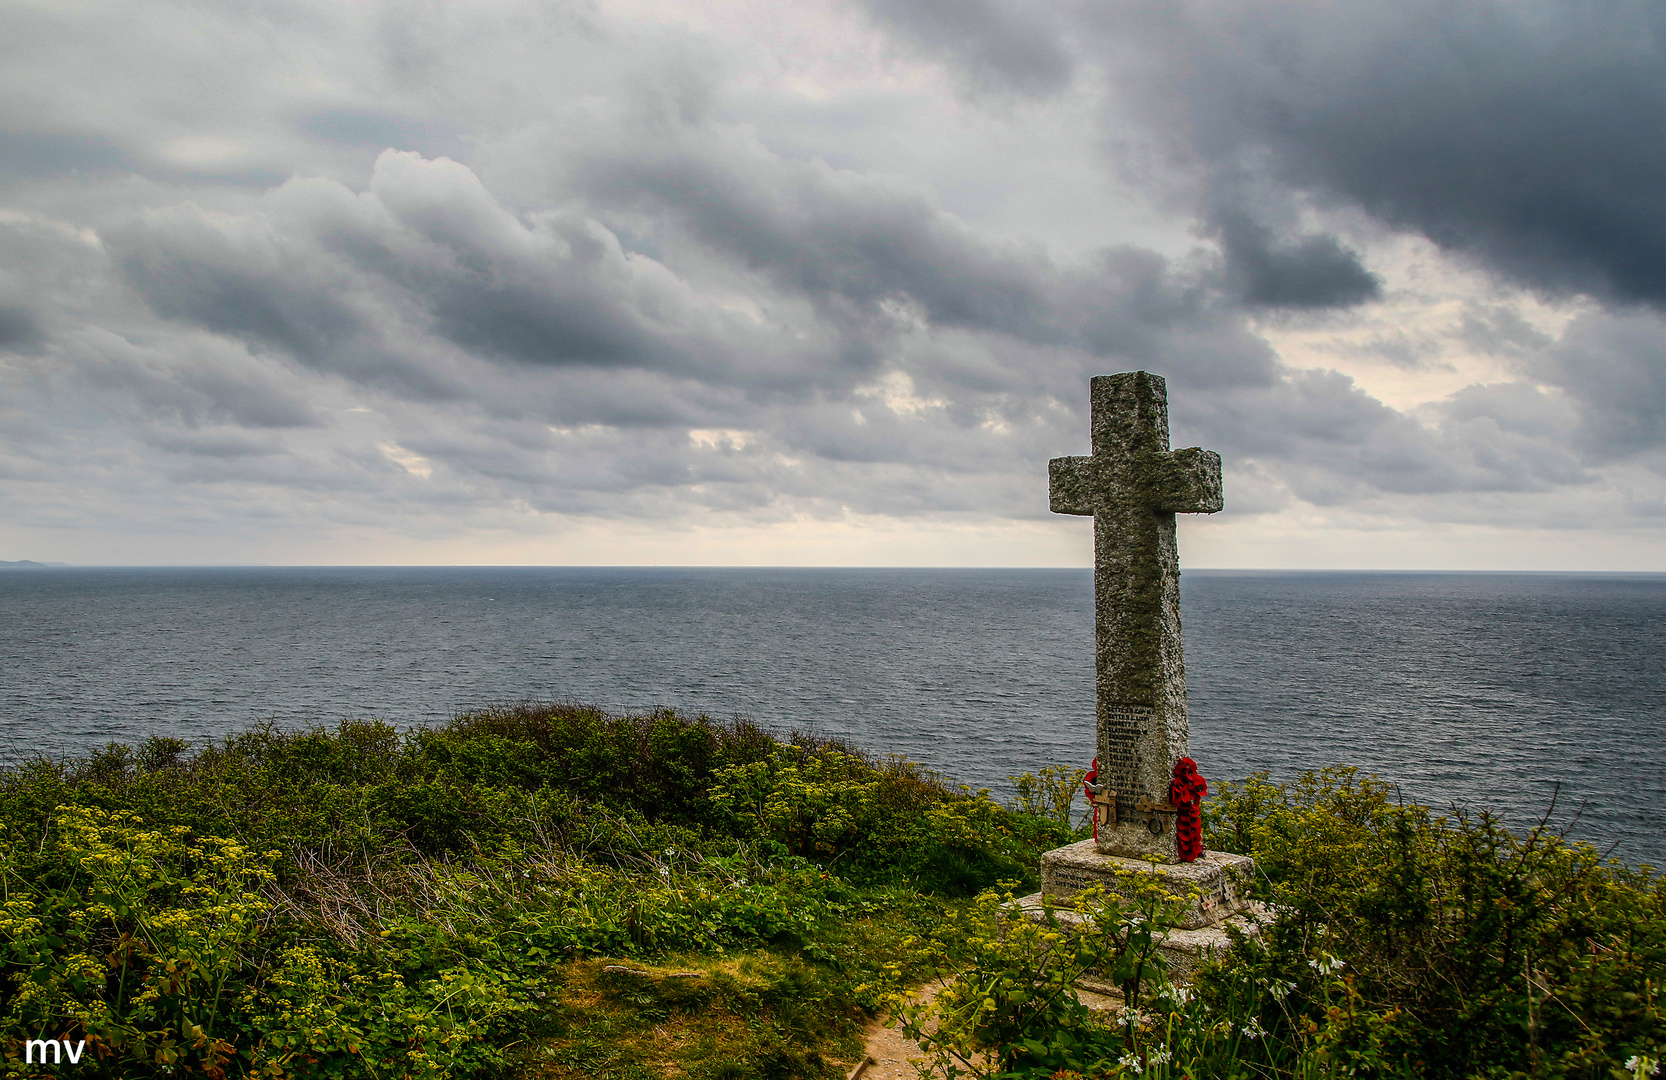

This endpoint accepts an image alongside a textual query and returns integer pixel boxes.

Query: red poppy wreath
[1169,756,1208,862]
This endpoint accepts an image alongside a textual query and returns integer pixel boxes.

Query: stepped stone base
[1014,893,1267,981]
[1018,840,1262,982]
[1039,841,1254,930]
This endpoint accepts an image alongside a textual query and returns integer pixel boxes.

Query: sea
[1,567,1661,867]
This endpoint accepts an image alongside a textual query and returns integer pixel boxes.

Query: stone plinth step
[1040,840,1254,930]
[1014,892,1268,982]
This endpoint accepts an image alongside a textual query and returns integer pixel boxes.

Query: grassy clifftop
[0,705,1065,1079]
[0,705,1659,1079]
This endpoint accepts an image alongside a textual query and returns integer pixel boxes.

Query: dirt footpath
[843,982,944,1079]
[844,981,1125,1079]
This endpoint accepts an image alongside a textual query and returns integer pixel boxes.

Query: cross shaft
[1049,372,1221,859]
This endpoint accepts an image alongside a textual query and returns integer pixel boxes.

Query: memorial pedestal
[1017,840,1263,980]
[1040,841,1254,929]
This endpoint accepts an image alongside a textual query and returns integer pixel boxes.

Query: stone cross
[1050,372,1222,861]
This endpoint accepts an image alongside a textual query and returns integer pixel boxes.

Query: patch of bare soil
[845,981,1126,1080]
[845,981,944,1080]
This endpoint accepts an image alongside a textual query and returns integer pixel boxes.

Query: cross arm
[1049,456,1097,515]
[1051,447,1223,515]
[1153,447,1223,514]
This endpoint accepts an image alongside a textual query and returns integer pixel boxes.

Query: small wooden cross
[1085,779,1117,831]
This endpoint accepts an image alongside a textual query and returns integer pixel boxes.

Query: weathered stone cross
[1050,371,1222,860]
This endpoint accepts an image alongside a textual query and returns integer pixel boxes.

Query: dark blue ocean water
[1,567,1661,866]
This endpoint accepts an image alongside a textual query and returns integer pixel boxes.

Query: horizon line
[5,563,1665,575]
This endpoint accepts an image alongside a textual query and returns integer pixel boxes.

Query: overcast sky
[0,0,1660,568]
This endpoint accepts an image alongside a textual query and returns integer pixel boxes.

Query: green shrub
[1199,768,1666,1078]
[0,805,538,1079]
[888,768,1665,1080]
[710,747,1047,894]
[1006,766,1090,834]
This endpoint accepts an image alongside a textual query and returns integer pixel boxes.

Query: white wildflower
[1117,1052,1144,1075]
[1309,953,1346,975]
[1626,1056,1661,1078]
[1241,1016,1268,1040]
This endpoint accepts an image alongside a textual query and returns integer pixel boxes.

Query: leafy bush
[1199,768,1666,1078]
[0,805,536,1079]
[712,748,1052,893]
[889,768,1664,1080]
[1006,765,1090,833]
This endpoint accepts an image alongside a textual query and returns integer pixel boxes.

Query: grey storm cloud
[0,305,41,351]
[0,132,136,184]
[1536,310,1666,458]
[110,140,1279,419]
[1083,0,1666,308]
[556,119,1289,397]
[1206,207,1381,310]
[859,0,1663,308]
[1170,365,1606,511]
[856,0,1075,95]
[296,108,469,162]
[1453,301,1666,461]
[86,140,1614,518]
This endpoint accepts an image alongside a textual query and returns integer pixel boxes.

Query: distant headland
[0,560,67,568]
